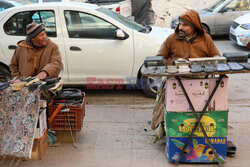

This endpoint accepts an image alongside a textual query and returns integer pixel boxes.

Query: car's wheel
[140,73,163,98]
[202,24,210,34]
[0,65,11,82]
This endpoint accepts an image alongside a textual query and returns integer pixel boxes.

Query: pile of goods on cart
[142,52,250,75]
[0,76,86,162]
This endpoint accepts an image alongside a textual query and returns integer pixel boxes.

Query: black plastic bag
[54,88,82,101]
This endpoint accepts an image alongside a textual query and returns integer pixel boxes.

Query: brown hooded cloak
[157,9,220,65]
[9,39,62,79]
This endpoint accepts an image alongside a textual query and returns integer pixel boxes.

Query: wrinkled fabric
[157,10,220,64]
[9,39,62,78]
[0,87,39,158]
[151,78,167,130]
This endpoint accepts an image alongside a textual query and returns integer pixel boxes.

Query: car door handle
[8,45,17,50]
[70,46,81,51]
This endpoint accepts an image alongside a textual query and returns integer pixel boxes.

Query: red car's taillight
[115,6,120,14]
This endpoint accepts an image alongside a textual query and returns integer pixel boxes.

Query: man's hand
[10,77,21,84]
[36,71,47,80]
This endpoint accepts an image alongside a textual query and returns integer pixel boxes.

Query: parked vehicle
[87,0,132,18]
[0,0,26,12]
[0,0,14,12]
[28,0,132,18]
[171,0,250,35]
[230,12,250,48]
[0,2,173,97]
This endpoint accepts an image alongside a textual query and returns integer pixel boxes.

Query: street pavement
[2,38,250,167]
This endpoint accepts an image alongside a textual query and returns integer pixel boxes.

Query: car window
[65,10,117,39]
[223,0,249,12]
[207,0,227,12]
[3,10,57,37]
[0,1,14,12]
[97,7,144,32]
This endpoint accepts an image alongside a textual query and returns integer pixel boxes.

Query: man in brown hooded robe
[9,21,62,101]
[151,10,220,133]
[9,21,62,81]
[158,9,220,65]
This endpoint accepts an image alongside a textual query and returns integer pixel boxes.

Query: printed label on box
[165,77,228,112]
[166,137,227,163]
[165,78,210,112]
[165,111,228,137]
[208,77,228,111]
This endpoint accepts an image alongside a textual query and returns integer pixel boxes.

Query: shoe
[144,56,165,67]
[176,58,188,63]
[40,83,56,90]
[227,62,244,71]
[191,64,204,73]
[143,66,157,74]
[174,58,190,68]
[227,151,236,157]
[43,77,61,84]
[216,63,230,72]
[239,63,250,70]
[178,65,190,73]
[227,141,236,152]
[0,81,10,91]
[223,52,248,63]
[166,65,178,73]
[25,77,40,86]
[12,81,26,91]
[155,66,167,74]
[204,63,216,73]
[27,81,44,91]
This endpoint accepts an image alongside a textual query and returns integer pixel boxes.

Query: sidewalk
[2,74,250,167]
[2,104,250,167]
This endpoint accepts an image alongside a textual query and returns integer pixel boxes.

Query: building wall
[152,0,218,27]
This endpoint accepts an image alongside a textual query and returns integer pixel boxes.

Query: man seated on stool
[9,21,62,100]
[151,9,220,141]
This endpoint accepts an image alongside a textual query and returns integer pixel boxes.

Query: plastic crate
[48,92,85,131]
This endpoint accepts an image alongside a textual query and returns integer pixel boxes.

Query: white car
[29,0,132,18]
[0,2,173,97]
[229,12,250,48]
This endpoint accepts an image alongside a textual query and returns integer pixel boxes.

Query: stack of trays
[164,76,229,163]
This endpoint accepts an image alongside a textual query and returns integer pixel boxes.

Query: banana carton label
[166,136,227,163]
[165,111,228,137]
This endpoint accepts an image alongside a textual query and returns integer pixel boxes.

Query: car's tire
[202,24,210,35]
[140,73,163,98]
[0,65,11,82]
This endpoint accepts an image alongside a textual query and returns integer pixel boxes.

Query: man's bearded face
[178,21,195,38]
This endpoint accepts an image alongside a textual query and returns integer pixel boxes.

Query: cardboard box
[165,78,210,112]
[165,111,228,137]
[56,130,77,143]
[31,131,48,160]
[166,136,227,163]
[35,108,47,139]
[208,77,228,111]
[165,77,228,112]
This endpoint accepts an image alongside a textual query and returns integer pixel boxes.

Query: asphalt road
[83,36,250,105]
